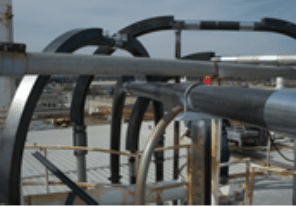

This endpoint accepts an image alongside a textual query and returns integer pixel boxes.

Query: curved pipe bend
[71,15,175,184]
[0,28,113,204]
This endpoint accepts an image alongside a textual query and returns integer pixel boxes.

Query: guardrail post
[249,167,255,205]
[190,118,211,205]
[211,119,222,205]
[244,159,250,205]
[40,147,49,193]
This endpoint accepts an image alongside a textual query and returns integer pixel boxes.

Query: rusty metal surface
[25,145,136,157]
[0,1,15,129]
[190,120,208,205]
[211,119,222,205]
[249,167,255,205]
[0,0,12,41]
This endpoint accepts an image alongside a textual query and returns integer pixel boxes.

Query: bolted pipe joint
[73,125,88,156]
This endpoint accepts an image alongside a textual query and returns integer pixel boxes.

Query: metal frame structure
[2,10,296,204]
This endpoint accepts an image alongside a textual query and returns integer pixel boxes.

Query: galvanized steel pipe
[1,52,296,79]
[211,55,296,66]
[124,82,296,137]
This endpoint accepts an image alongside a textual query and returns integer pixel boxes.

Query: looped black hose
[271,137,294,162]
[0,28,111,204]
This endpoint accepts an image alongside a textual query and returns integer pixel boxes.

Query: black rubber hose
[255,18,296,40]
[270,137,294,162]
[94,16,174,184]
[0,28,109,204]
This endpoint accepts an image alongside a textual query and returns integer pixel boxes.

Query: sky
[12,0,296,59]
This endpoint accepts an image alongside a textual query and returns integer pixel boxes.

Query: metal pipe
[266,135,271,167]
[180,20,254,31]
[42,148,49,193]
[135,107,183,205]
[0,0,14,132]
[211,119,222,205]
[24,180,187,205]
[73,125,87,184]
[244,159,250,205]
[211,55,296,66]
[32,152,98,205]
[276,77,285,89]
[176,18,296,41]
[173,29,181,205]
[190,119,212,205]
[124,82,296,137]
[2,52,296,79]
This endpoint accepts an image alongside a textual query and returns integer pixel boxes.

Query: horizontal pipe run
[24,181,187,205]
[124,82,296,137]
[212,55,296,66]
[1,52,296,79]
[179,20,255,31]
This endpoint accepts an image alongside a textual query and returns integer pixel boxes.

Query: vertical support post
[0,0,15,136]
[211,119,222,205]
[187,145,193,205]
[249,167,255,205]
[244,159,250,205]
[293,139,296,205]
[132,152,140,184]
[73,125,87,183]
[134,152,140,177]
[266,135,271,167]
[173,29,181,205]
[191,119,211,205]
[42,148,49,193]
[276,77,285,90]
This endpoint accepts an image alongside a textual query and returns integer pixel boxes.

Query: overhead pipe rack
[1,12,296,205]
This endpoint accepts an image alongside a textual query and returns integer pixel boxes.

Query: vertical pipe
[191,119,211,205]
[173,29,181,205]
[211,119,221,205]
[244,159,250,205]
[276,77,285,90]
[0,0,15,136]
[73,125,87,183]
[249,167,255,205]
[187,145,193,205]
[266,135,271,167]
